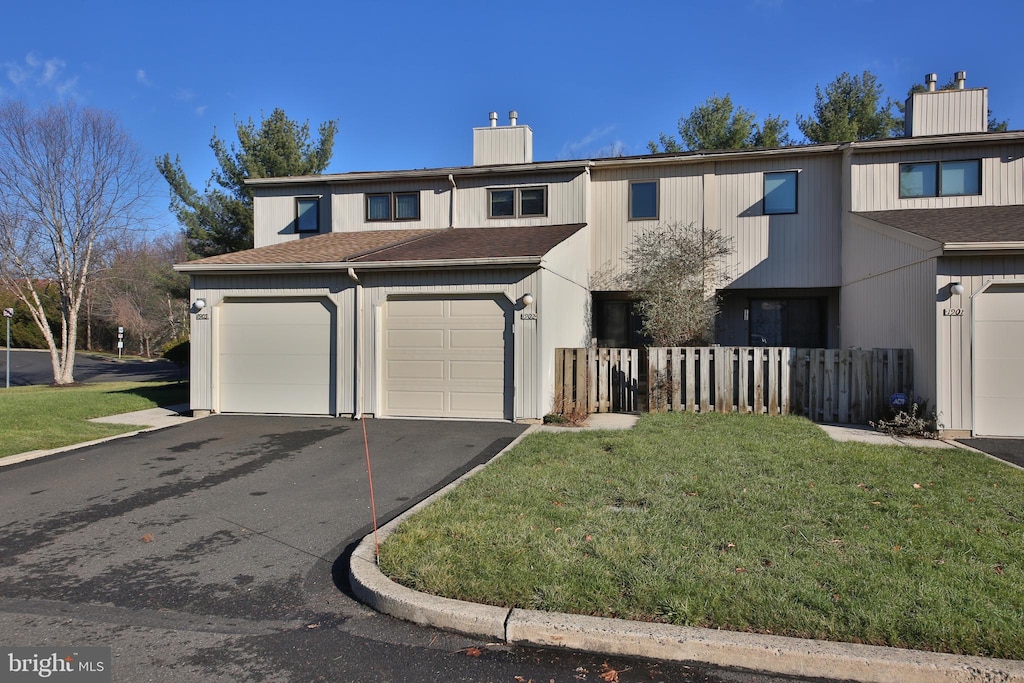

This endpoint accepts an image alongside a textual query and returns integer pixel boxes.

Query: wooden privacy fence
[554,347,913,425]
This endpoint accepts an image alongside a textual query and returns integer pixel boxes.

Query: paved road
[0,348,181,386]
[0,417,831,682]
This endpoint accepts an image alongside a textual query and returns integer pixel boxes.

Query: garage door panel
[221,325,332,356]
[388,329,445,349]
[221,383,330,415]
[450,298,504,317]
[450,392,505,415]
[974,285,1024,436]
[218,299,333,415]
[388,299,444,317]
[387,360,445,380]
[384,296,508,419]
[449,360,504,381]
[450,329,504,349]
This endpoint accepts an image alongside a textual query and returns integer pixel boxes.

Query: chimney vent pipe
[925,73,937,91]
[488,111,498,128]
[509,110,518,126]
[954,71,967,89]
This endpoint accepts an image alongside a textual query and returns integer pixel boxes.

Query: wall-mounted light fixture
[950,282,965,296]
[520,293,535,306]
[192,298,207,312]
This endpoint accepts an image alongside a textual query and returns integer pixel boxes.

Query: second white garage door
[974,283,1024,437]
[383,296,510,419]
[218,299,334,415]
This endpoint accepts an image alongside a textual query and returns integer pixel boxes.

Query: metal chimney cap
[488,111,498,127]
[509,110,518,126]
[925,73,938,91]
[954,70,967,88]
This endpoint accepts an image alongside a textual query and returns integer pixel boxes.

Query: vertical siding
[456,171,587,227]
[850,142,1024,211]
[589,154,842,290]
[361,268,541,419]
[589,163,704,287]
[716,155,842,289]
[188,273,354,414]
[330,178,453,233]
[253,184,332,247]
[539,227,591,414]
[840,220,936,415]
[473,126,533,165]
[935,256,1024,432]
[907,89,987,137]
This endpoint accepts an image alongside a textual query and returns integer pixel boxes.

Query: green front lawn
[380,412,1024,659]
[0,381,189,458]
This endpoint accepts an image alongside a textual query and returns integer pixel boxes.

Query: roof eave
[244,161,593,187]
[943,241,1024,252]
[175,255,543,274]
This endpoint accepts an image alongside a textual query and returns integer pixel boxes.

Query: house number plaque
[520,312,538,320]
[195,313,210,320]
[942,308,964,317]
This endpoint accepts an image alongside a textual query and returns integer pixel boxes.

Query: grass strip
[380,412,1024,659]
[0,381,189,458]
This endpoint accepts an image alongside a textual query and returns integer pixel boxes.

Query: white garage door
[974,284,1024,436]
[219,299,334,415]
[383,296,509,419]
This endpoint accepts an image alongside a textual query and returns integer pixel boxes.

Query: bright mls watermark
[2,647,111,682]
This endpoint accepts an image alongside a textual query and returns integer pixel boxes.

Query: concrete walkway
[349,417,1024,683]
[2,404,202,467]
[817,422,955,448]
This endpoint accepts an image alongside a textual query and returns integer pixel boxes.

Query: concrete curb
[1,405,205,467]
[348,427,1024,683]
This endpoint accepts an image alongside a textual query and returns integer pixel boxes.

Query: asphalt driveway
[0,348,181,386]
[958,438,1024,469]
[0,417,828,682]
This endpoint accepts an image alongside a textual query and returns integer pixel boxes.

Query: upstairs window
[488,186,547,218]
[763,171,798,215]
[367,192,420,221]
[629,180,658,220]
[295,197,320,232]
[899,160,981,198]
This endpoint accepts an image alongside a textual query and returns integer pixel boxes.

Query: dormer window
[295,197,320,233]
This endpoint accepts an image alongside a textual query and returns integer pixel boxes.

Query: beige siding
[456,171,587,227]
[850,142,1024,211]
[936,256,1024,432]
[188,273,355,415]
[589,164,704,288]
[840,219,937,414]
[473,126,533,165]
[906,89,988,137]
[360,268,543,419]
[329,178,452,233]
[253,184,332,248]
[538,227,591,413]
[589,154,842,290]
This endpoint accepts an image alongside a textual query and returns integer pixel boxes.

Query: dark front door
[749,298,825,347]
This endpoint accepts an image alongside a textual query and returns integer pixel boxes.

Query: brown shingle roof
[180,224,586,268]
[854,205,1024,245]
[186,229,442,265]
[351,224,586,262]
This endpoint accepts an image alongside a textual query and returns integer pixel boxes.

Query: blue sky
[3,0,1023,233]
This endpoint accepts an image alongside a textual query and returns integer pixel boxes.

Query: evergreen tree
[649,94,791,152]
[158,108,338,258]
[796,71,899,143]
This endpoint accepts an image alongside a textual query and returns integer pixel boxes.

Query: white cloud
[2,52,78,97]
[136,69,151,86]
[560,125,617,159]
[174,88,195,102]
[195,105,207,116]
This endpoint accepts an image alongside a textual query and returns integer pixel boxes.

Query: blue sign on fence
[890,393,908,408]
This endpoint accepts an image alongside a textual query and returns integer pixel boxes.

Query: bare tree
[624,222,732,346]
[0,100,151,384]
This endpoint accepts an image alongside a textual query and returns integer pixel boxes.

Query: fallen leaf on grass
[995,565,1004,575]
[735,567,746,573]
[913,483,922,489]
[140,534,153,543]
[893,545,902,551]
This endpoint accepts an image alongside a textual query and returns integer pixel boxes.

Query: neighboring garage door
[383,296,510,419]
[974,284,1024,436]
[218,299,334,415]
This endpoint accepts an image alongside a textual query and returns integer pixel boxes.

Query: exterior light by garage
[520,293,535,306]
[950,282,965,296]
[193,298,206,312]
